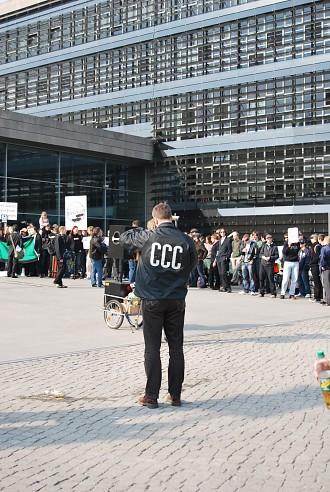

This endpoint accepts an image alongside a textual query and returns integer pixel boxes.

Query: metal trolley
[103,280,143,331]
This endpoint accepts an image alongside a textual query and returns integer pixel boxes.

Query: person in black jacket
[53,226,68,288]
[89,227,106,288]
[239,234,258,295]
[258,234,279,298]
[68,225,85,279]
[213,228,232,292]
[120,202,198,409]
[6,224,23,278]
[309,233,323,302]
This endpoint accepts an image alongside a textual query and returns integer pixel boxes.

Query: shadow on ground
[0,385,323,448]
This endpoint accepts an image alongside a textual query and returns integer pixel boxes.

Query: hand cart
[103,280,143,331]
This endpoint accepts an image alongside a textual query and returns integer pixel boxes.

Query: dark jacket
[320,244,330,271]
[213,236,232,262]
[68,233,84,253]
[282,242,299,262]
[195,240,207,261]
[310,242,322,266]
[7,232,23,253]
[298,247,311,271]
[259,242,279,266]
[89,236,105,261]
[119,222,198,300]
[239,240,258,264]
[55,234,68,261]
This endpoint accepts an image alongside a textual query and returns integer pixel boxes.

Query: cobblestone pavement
[1,315,330,491]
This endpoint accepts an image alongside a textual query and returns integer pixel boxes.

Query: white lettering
[161,244,171,268]
[172,245,183,269]
[150,242,161,266]
[150,242,183,269]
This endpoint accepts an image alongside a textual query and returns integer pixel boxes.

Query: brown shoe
[166,394,181,407]
[138,395,158,409]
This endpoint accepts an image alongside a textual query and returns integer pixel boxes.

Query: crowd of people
[188,227,330,306]
[0,211,111,288]
[0,210,330,305]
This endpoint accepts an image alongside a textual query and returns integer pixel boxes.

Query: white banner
[65,196,87,230]
[0,202,18,220]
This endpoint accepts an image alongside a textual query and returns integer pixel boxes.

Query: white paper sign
[0,202,17,220]
[65,196,87,230]
[82,236,91,250]
[287,227,299,244]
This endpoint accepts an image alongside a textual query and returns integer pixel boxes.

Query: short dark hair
[93,226,101,236]
[132,220,141,227]
[152,202,172,220]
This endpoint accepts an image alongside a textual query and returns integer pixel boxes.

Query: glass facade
[0,142,146,228]
[0,0,329,232]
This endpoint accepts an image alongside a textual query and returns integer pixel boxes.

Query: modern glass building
[0,0,329,233]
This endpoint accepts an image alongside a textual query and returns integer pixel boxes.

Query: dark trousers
[40,249,50,276]
[217,259,230,290]
[196,260,206,287]
[54,259,66,285]
[7,252,19,277]
[310,265,323,301]
[259,264,276,295]
[142,299,185,400]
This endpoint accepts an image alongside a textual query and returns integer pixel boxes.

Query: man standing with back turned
[120,203,198,409]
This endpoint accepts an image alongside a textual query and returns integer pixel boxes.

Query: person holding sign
[280,228,300,300]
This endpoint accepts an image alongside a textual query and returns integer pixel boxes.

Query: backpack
[47,237,56,256]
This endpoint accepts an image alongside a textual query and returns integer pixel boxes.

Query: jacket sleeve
[119,227,152,253]
[259,244,265,259]
[189,242,198,271]
[227,239,232,258]
[271,246,279,263]
[200,243,208,260]
[55,236,63,260]
[211,242,218,262]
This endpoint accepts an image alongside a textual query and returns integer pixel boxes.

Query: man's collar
[157,222,175,228]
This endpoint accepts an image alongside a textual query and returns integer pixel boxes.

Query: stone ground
[0,276,329,491]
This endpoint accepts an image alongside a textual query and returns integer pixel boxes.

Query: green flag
[0,238,38,263]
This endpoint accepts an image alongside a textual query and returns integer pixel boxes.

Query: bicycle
[103,282,143,331]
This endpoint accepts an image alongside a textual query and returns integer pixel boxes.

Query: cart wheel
[127,313,143,329]
[104,300,124,329]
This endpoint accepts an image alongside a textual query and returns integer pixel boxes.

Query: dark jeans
[298,269,311,296]
[196,260,206,287]
[310,265,323,301]
[54,259,66,286]
[259,264,276,295]
[142,299,186,400]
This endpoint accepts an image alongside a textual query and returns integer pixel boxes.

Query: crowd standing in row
[1,210,330,306]
[187,227,330,307]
